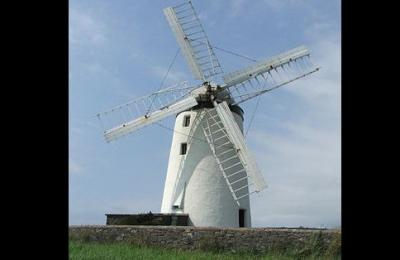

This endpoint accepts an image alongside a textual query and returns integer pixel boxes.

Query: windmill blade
[103,95,198,142]
[97,81,196,132]
[164,1,222,81]
[202,101,267,206]
[223,46,310,86]
[97,82,200,142]
[214,101,267,192]
[221,46,319,104]
[231,67,320,105]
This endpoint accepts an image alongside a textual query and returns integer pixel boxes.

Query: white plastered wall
[160,107,251,227]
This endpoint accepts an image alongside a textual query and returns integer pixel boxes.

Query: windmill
[97,1,319,227]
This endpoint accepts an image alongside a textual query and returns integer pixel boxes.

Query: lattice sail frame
[97,81,198,142]
[201,101,267,205]
[220,46,320,105]
[163,1,223,81]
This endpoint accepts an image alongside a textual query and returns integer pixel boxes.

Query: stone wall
[106,213,189,226]
[69,225,341,254]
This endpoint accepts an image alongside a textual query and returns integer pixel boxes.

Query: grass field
[69,240,341,260]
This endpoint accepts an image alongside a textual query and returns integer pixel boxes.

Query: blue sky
[69,0,341,228]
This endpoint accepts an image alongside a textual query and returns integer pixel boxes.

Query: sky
[69,0,341,228]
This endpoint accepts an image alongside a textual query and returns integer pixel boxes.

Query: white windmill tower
[97,1,319,228]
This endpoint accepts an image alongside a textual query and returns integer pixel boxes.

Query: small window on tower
[180,143,187,155]
[183,115,191,127]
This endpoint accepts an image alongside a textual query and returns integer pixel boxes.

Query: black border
[14,0,69,258]
[342,0,393,258]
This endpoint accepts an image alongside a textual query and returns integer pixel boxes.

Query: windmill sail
[164,1,222,81]
[202,101,267,205]
[103,95,198,142]
[221,46,320,104]
[230,67,319,105]
[98,82,200,142]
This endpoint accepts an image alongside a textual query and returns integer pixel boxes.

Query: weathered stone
[106,213,189,226]
[69,225,341,254]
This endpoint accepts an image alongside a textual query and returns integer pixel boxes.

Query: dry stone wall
[69,225,341,254]
[106,213,189,226]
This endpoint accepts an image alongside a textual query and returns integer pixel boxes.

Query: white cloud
[248,22,341,227]
[198,12,216,28]
[69,159,85,175]
[70,127,83,135]
[262,0,305,10]
[250,118,341,227]
[227,0,306,17]
[151,66,190,85]
[287,29,341,119]
[230,0,246,18]
[69,197,161,225]
[69,8,107,46]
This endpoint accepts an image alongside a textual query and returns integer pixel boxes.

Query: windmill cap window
[183,115,191,127]
[180,143,187,155]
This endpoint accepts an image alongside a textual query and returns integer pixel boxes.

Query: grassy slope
[69,240,340,260]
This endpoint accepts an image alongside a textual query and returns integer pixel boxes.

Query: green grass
[69,240,340,260]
